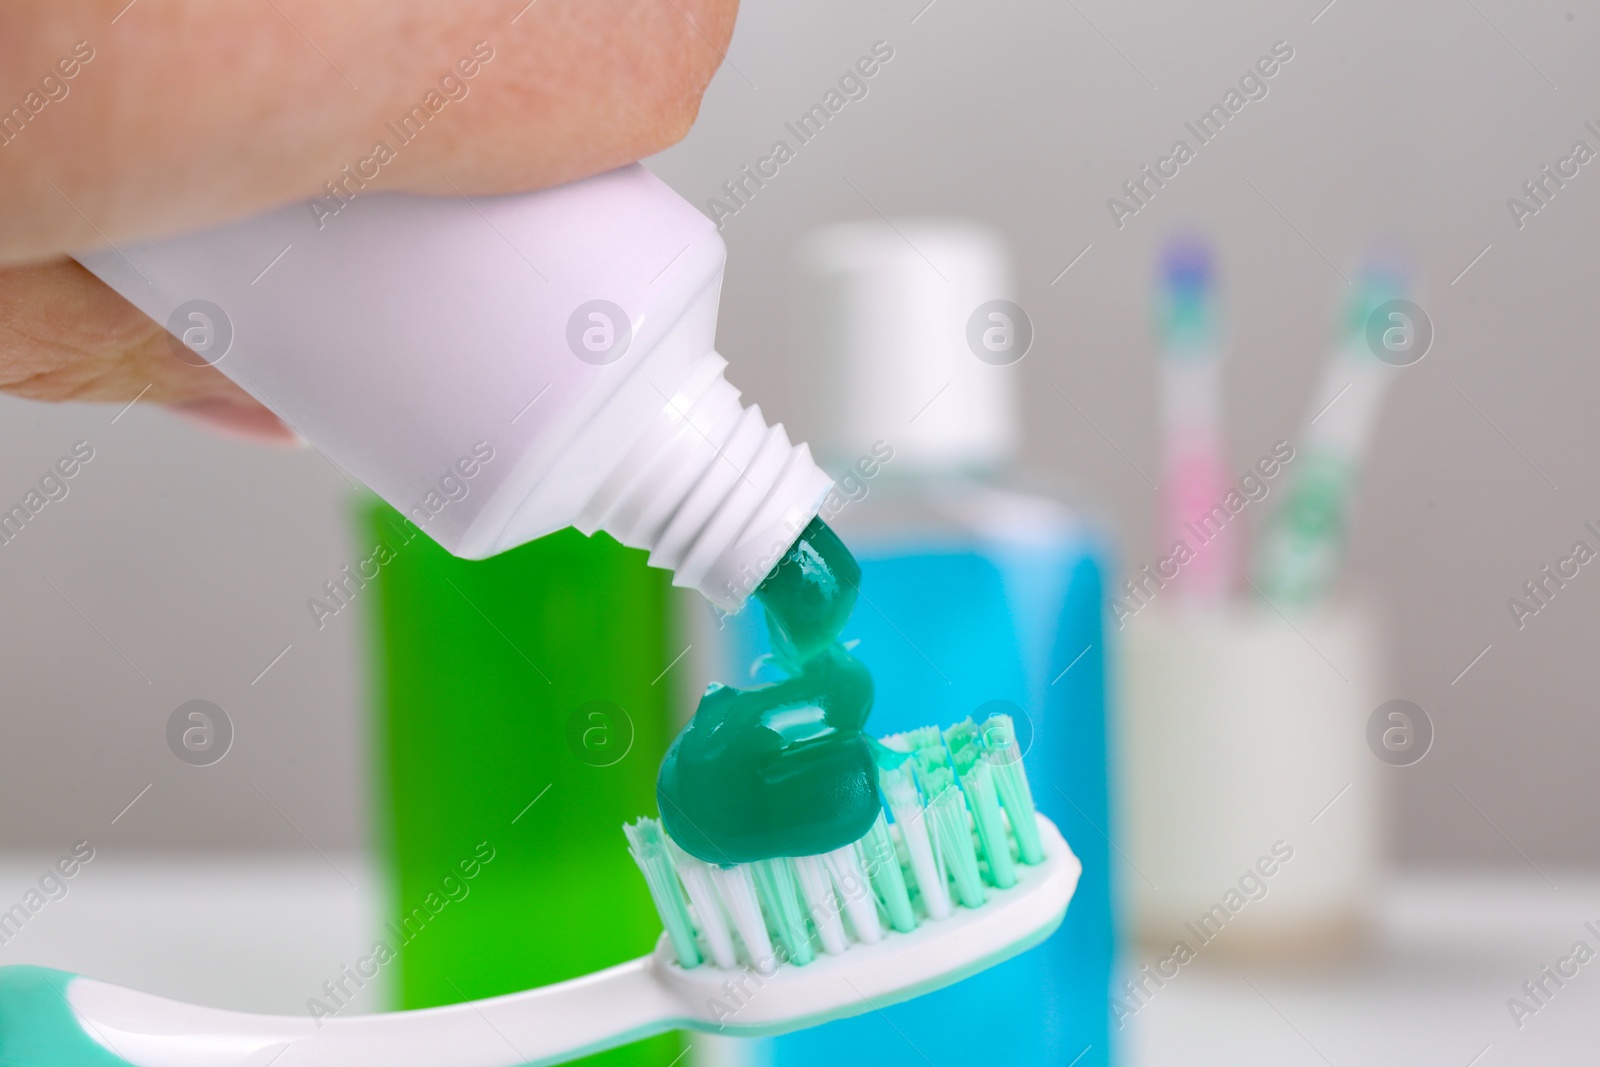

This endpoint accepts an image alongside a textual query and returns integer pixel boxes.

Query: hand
[0,0,736,442]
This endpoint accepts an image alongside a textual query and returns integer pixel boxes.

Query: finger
[1,0,737,264]
[0,257,297,443]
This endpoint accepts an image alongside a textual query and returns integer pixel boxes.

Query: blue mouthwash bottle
[703,222,1117,1066]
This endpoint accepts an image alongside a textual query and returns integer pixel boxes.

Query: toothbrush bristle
[624,712,1043,973]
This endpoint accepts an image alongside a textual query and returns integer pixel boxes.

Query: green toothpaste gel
[751,517,859,666]
[657,518,881,864]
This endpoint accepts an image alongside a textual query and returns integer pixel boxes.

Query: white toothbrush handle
[65,956,685,1067]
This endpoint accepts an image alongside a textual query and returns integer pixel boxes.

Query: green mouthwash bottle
[363,500,687,1067]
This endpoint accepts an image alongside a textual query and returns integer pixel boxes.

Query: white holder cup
[1119,602,1382,957]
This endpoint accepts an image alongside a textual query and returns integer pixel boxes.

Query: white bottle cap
[795,221,1021,473]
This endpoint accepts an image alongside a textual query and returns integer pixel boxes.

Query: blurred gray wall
[3,0,1599,868]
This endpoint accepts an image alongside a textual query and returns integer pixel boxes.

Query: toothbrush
[1156,236,1236,606]
[0,714,1079,1067]
[1252,259,1409,608]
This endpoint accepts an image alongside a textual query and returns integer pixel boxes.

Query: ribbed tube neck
[576,353,833,612]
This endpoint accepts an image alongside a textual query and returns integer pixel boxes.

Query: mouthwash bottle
[363,500,688,1067]
[704,222,1117,1066]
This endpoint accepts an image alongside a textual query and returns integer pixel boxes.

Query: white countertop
[1124,873,1600,1066]
[0,851,388,1017]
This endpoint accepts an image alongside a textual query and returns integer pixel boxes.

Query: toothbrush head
[1157,234,1216,345]
[1160,234,1214,295]
[1339,253,1413,346]
[624,714,1081,1035]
